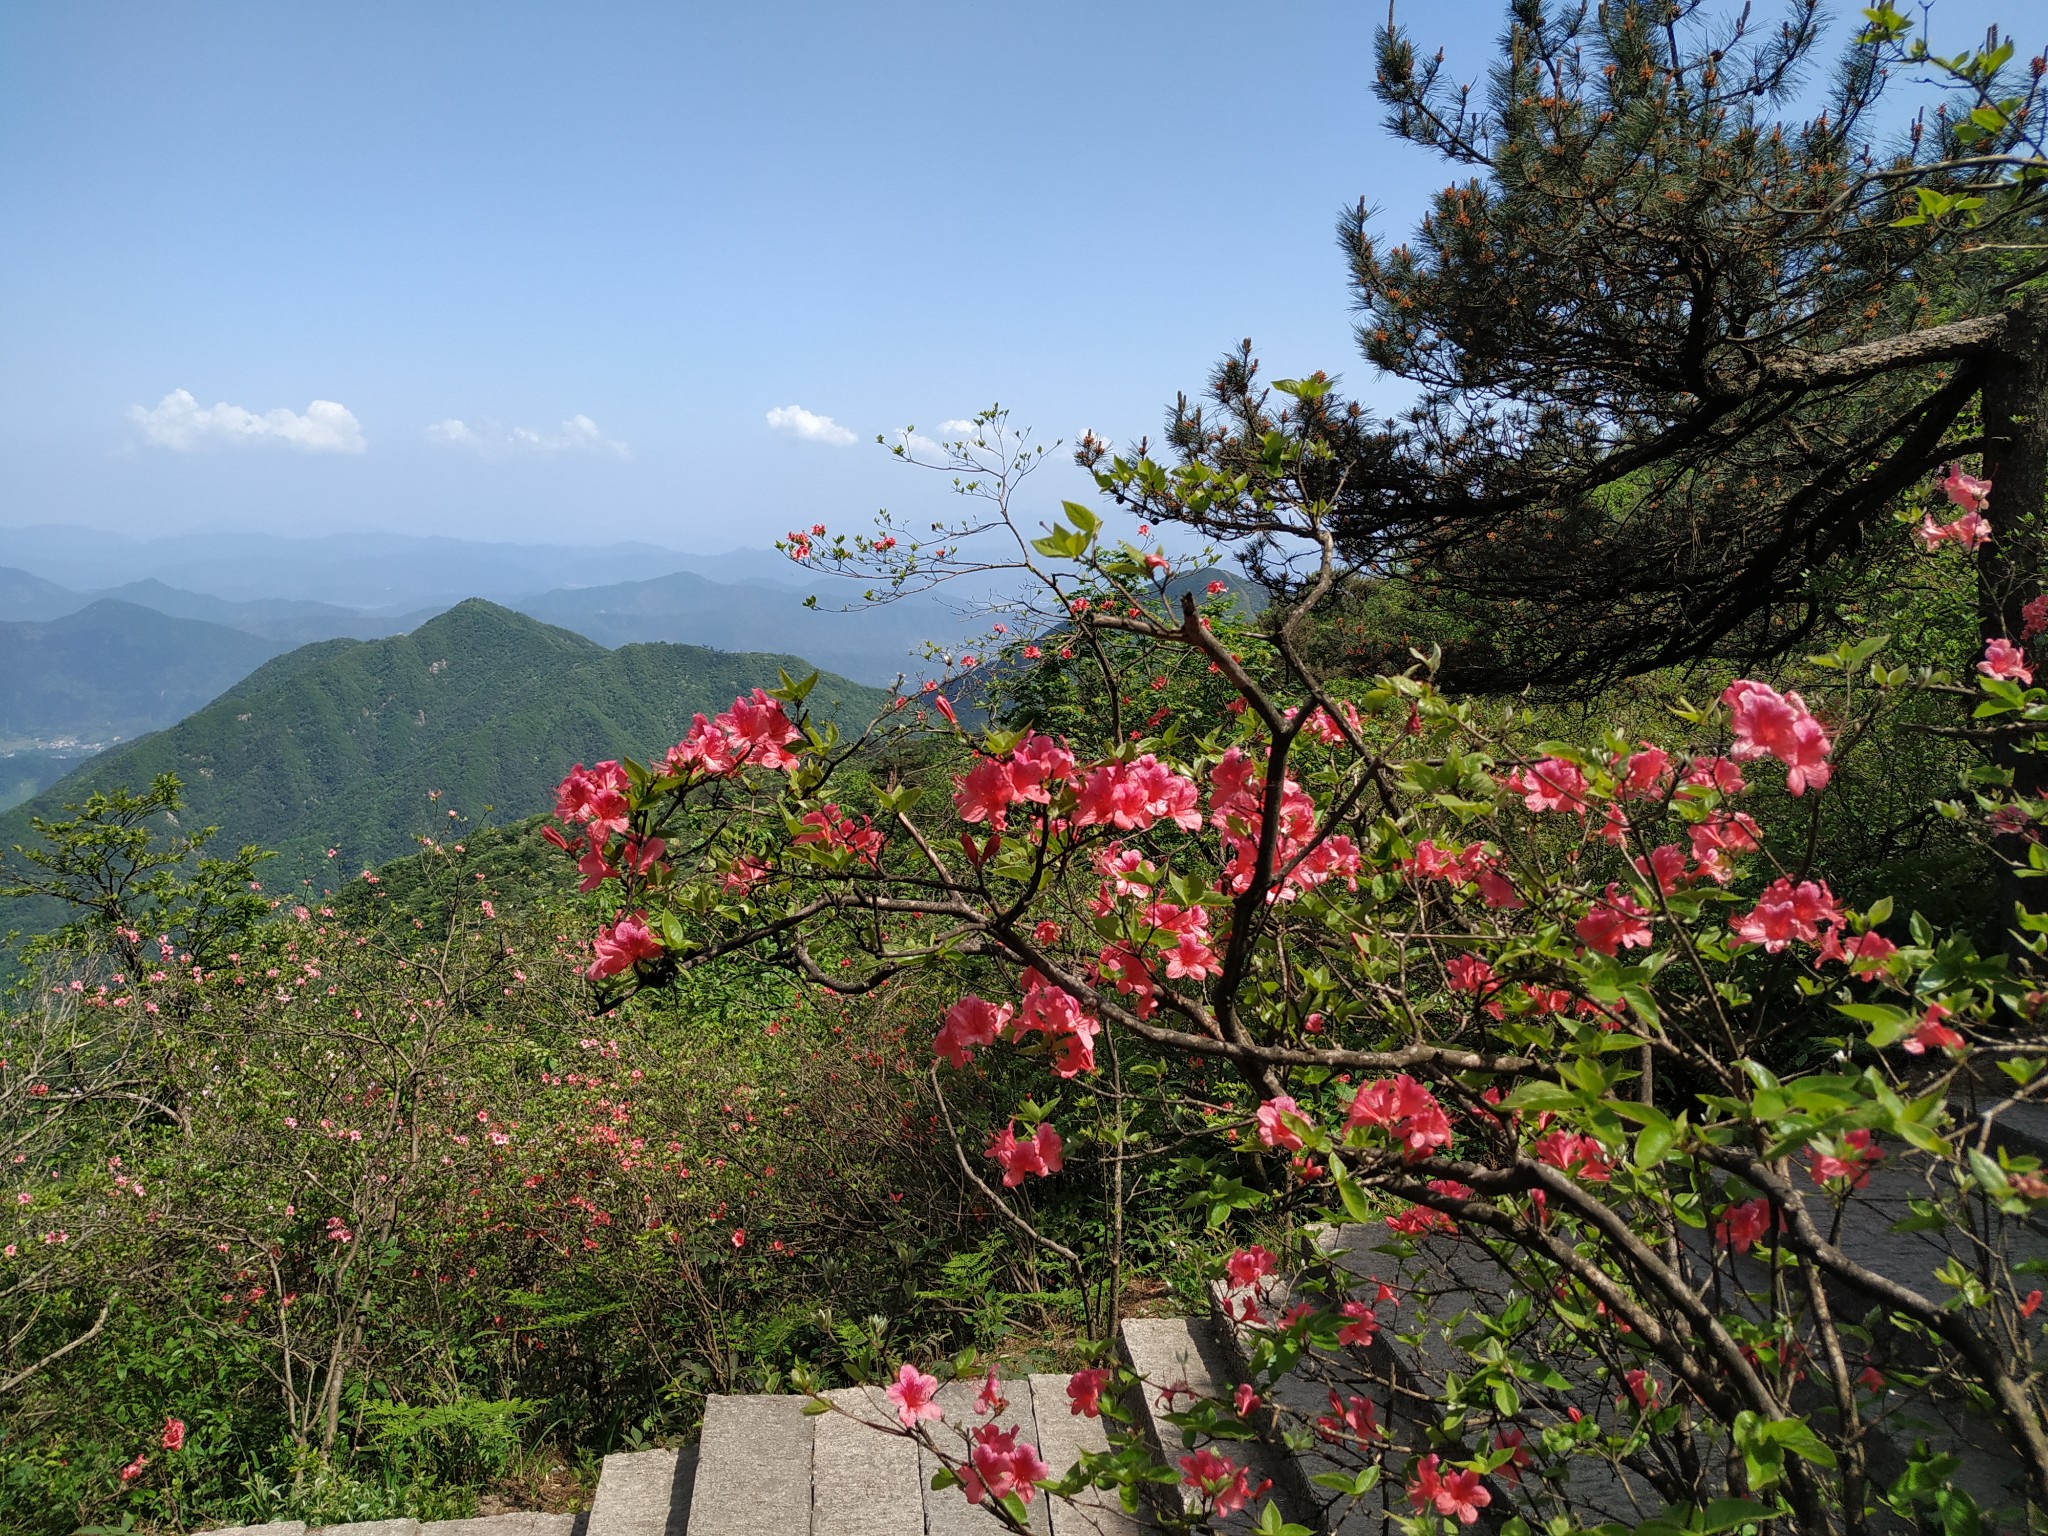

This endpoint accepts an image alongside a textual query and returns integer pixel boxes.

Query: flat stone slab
[919,1377,1051,1536]
[813,1384,924,1535]
[198,1526,309,1536]
[1028,1374,1155,1534]
[422,1517,581,1536]
[689,1395,813,1536]
[314,1523,421,1536]
[589,1447,691,1536]
[1118,1317,1304,1533]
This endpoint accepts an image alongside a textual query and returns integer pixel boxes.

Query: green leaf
[1636,1112,1678,1170]
[1059,501,1103,536]
[1334,1169,1374,1224]
[1835,1002,1912,1048]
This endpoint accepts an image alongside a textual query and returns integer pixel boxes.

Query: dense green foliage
[0,602,890,898]
[0,784,1174,1532]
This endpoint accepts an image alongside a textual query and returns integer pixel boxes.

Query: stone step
[685,1395,812,1535]
[919,1377,1051,1536]
[422,1518,581,1536]
[813,1384,924,1536]
[1117,1316,1310,1533]
[314,1524,421,1536]
[1026,1374,1156,1535]
[587,1446,695,1536]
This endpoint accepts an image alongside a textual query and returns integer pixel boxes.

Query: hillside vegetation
[0,600,890,889]
[0,600,289,745]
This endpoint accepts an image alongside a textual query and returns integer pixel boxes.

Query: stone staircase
[196,1095,2048,1536]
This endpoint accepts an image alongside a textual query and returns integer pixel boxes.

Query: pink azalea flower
[1345,1075,1453,1160]
[1532,1130,1613,1182]
[1731,878,1842,952]
[885,1363,943,1429]
[119,1454,148,1483]
[1409,1453,1491,1524]
[974,1368,1007,1417]
[1444,953,1496,998]
[2023,595,2048,643]
[963,1421,1048,1506]
[1254,1095,1309,1152]
[1618,745,1673,799]
[1316,1389,1381,1446]
[1066,1367,1111,1417]
[1633,843,1690,895]
[934,995,1012,1069]
[1178,1449,1271,1517]
[1507,757,1587,814]
[554,761,632,833]
[1714,1197,1774,1254]
[1980,637,2034,685]
[953,756,1018,829]
[1808,1129,1884,1189]
[1901,1005,1965,1055]
[1495,1428,1532,1486]
[161,1418,185,1452]
[1336,1300,1379,1346]
[985,1121,1063,1186]
[585,913,663,980]
[1721,679,1833,794]
[717,689,802,771]
[1941,462,1993,512]
[1575,884,1652,956]
[1224,1246,1276,1290]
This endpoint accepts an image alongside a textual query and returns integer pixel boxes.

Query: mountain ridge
[0,601,890,894]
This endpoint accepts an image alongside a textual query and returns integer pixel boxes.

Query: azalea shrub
[0,815,970,1534]
[554,418,2048,1535]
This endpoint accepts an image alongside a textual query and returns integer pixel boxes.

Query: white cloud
[129,389,366,454]
[766,404,857,446]
[425,413,629,458]
[937,418,981,437]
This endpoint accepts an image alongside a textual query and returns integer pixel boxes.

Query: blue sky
[0,0,2023,552]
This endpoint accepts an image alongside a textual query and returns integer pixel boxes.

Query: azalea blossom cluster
[984,1120,1063,1186]
[935,974,1101,1079]
[1914,464,1994,552]
[1209,747,1362,901]
[881,1363,1050,1510]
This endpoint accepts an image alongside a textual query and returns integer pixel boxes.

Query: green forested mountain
[0,600,291,744]
[0,600,890,892]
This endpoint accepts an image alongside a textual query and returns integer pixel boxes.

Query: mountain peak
[408,598,606,653]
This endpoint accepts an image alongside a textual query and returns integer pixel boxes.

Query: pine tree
[1129,0,2047,695]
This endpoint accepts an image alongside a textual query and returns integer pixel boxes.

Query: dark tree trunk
[1978,291,2048,645]
[1976,290,2048,934]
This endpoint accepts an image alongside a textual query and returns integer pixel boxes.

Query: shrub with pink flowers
[551,425,2048,1533]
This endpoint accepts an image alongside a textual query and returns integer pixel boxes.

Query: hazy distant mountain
[86,579,428,646]
[0,567,82,623]
[0,600,291,745]
[0,525,798,608]
[0,601,890,888]
[513,568,973,686]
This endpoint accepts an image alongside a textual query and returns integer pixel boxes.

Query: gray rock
[589,1447,692,1536]
[1026,1374,1155,1534]
[813,1384,923,1535]
[919,1377,1050,1536]
[1117,1316,1305,1533]
[196,1525,309,1536]
[312,1523,422,1536]
[421,1516,581,1536]
[687,1395,813,1535]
